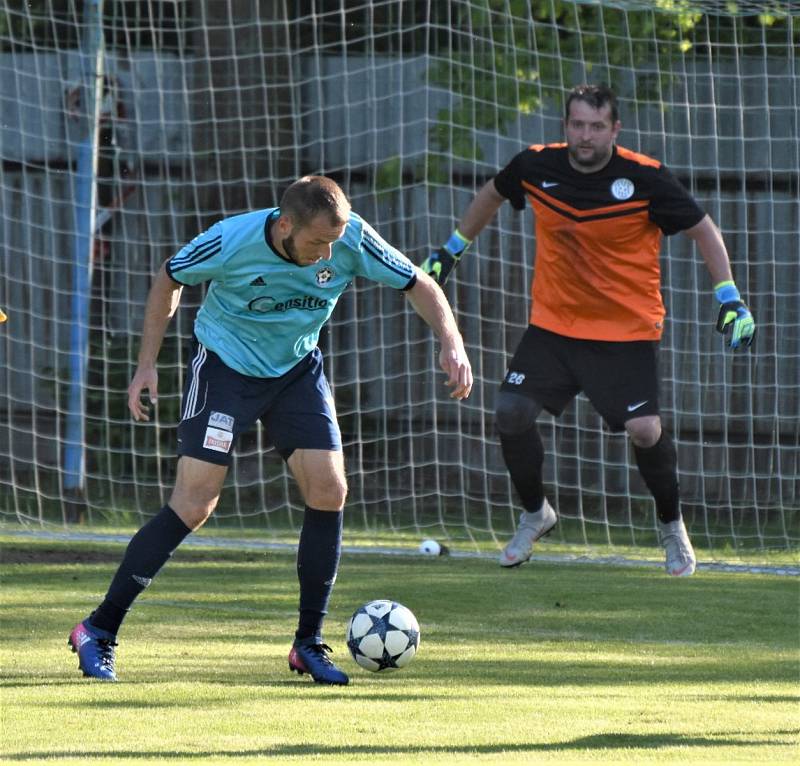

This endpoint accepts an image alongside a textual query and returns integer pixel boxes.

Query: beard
[281,234,299,263]
[568,143,612,170]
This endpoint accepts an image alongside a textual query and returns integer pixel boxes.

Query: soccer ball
[345,599,420,672]
[418,539,441,555]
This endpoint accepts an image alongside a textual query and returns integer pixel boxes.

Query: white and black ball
[419,539,441,555]
[345,599,420,672]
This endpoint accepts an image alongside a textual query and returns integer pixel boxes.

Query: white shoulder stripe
[362,233,414,277]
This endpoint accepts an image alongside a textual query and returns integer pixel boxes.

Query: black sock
[295,506,343,642]
[500,425,546,513]
[633,431,681,524]
[88,505,191,635]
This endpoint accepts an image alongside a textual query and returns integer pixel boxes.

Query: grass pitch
[1,535,798,764]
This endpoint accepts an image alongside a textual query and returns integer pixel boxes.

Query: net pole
[63,0,105,518]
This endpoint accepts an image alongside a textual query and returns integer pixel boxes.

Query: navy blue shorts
[177,341,341,466]
[500,325,661,432]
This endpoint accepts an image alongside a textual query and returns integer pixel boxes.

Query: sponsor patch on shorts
[209,411,234,430]
[203,427,233,453]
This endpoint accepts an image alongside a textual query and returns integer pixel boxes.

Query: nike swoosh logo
[541,181,559,188]
[627,400,648,412]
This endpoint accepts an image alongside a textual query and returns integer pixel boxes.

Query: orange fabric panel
[616,145,662,168]
[528,142,566,152]
[524,181,649,218]
[527,194,665,341]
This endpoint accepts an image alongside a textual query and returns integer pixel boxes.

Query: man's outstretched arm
[128,263,184,421]
[684,214,756,349]
[404,268,473,399]
[422,180,506,285]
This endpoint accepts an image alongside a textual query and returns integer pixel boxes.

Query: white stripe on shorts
[181,343,207,421]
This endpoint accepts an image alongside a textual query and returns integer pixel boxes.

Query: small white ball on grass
[419,539,449,556]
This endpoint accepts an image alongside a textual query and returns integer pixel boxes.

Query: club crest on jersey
[611,178,635,200]
[315,266,334,285]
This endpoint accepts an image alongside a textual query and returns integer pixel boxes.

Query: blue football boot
[288,638,349,685]
[68,620,118,681]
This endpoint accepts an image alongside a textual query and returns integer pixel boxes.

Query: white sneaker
[658,519,696,576]
[499,500,557,567]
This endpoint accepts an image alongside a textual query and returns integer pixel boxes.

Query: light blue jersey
[166,208,417,377]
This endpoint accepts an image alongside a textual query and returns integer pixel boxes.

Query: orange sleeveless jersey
[492,144,705,341]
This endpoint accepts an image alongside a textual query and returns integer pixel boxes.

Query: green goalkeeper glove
[421,229,471,285]
[714,280,755,348]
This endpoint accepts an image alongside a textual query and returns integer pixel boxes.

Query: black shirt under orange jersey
[493,143,705,341]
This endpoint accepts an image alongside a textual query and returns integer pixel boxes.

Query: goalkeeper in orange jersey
[423,83,755,576]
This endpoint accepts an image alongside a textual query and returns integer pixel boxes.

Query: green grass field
[1,535,798,764]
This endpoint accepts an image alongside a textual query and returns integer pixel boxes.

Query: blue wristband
[714,280,740,304]
[444,229,471,256]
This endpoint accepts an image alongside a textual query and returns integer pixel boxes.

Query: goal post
[63,0,106,518]
[0,1,797,559]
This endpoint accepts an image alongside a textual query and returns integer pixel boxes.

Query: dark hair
[279,175,351,229]
[565,84,619,123]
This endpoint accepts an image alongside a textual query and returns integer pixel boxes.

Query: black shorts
[499,325,660,432]
[177,341,341,466]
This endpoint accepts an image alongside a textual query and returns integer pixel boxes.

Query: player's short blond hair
[279,175,351,230]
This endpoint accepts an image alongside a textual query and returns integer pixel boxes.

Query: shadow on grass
[56,642,800,687]
[3,648,797,705]
[5,645,798,689]
[4,730,798,760]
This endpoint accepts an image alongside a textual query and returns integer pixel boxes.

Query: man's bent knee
[169,456,227,529]
[495,391,542,435]
[288,449,348,510]
[305,478,348,511]
[625,415,662,448]
[169,498,219,530]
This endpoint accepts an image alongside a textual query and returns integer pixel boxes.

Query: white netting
[1,1,797,555]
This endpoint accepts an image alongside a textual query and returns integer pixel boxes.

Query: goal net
[1,1,797,560]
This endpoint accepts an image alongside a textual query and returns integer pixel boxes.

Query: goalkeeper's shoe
[289,637,349,685]
[68,620,118,681]
[658,519,697,577]
[499,500,558,568]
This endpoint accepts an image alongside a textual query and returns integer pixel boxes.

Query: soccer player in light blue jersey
[69,176,472,685]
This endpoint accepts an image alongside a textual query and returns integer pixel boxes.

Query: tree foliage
[422,0,797,182]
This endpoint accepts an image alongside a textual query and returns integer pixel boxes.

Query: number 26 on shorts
[505,371,526,385]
